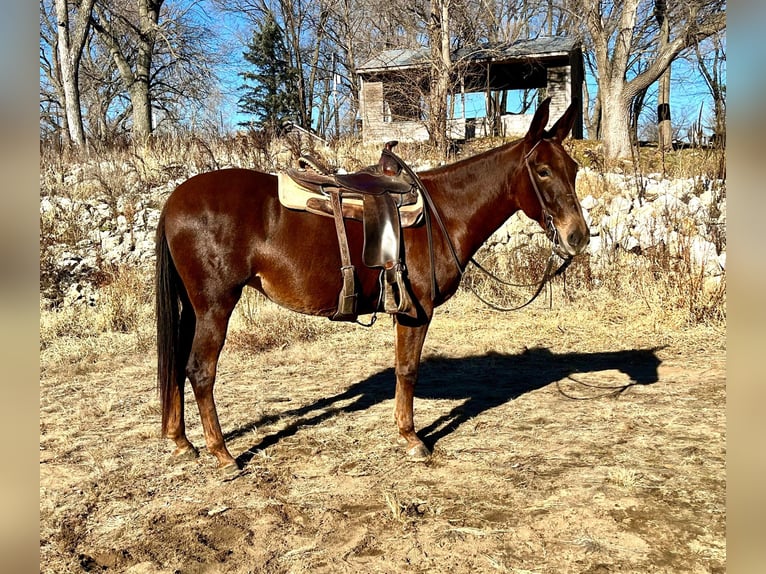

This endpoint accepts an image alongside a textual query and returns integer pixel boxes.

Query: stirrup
[383,263,418,318]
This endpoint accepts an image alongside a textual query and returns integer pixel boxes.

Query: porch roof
[357,36,579,74]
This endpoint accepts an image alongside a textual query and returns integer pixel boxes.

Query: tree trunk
[428,0,450,155]
[130,82,153,141]
[600,83,633,161]
[54,0,94,149]
[656,0,672,151]
[582,76,599,139]
[580,0,725,161]
[279,2,310,130]
[131,0,161,140]
[657,68,672,150]
[325,0,360,135]
[695,34,726,147]
[91,1,162,142]
[631,85,648,145]
[438,0,451,148]
[307,9,329,134]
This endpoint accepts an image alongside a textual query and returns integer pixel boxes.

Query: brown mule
[156,97,589,475]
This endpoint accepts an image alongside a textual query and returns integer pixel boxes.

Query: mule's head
[519,98,589,258]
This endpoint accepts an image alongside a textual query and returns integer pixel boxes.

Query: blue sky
[202,5,723,139]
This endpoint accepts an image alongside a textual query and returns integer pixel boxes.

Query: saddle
[281,141,421,321]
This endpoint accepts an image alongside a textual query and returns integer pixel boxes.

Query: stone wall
[487,168,726,281]
[40,169,726,307]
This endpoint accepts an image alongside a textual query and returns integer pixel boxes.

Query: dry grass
[40,267,153,347]
[464,241,724,330]
[39,287,726,573]
[226,289,344,354]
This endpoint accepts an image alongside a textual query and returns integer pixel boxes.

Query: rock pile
[40,189,167,307]
[488,168,726,278]
[41,168,726,307]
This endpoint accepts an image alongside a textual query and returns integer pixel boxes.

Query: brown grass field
[40,280,725,573]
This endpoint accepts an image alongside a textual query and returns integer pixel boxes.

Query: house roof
[357,36,579,74]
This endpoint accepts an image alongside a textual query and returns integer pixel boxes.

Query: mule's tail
[156,210,183,436]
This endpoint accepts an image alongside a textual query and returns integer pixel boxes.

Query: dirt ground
[40,293,726,574]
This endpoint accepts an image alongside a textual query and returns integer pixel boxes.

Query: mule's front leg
[394,318,431,460]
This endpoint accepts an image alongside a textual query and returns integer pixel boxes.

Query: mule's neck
[419,139,529,266]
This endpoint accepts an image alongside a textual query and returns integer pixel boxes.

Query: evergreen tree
[238,12,301,134]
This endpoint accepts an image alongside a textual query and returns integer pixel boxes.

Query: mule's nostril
[567,229,588,251]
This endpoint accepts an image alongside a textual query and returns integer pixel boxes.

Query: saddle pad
[277,172,362,211]
[277,172,423,223]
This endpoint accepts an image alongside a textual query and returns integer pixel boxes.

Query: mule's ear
[545,98,579,143]
[525,97,551,144]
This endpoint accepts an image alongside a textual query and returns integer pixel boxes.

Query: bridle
[384,141,575,312]
[523,140,559,247]
[464,140,574,311]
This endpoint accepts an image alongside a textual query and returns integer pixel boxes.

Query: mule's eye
[537,167,552,178]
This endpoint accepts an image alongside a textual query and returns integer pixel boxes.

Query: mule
[156,97,589,475]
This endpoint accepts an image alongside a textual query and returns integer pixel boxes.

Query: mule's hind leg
[186,293,241,475]
[393,318,432,460]
[165,303,198,462]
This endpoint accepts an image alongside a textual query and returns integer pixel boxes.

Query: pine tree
[238,12,301,134]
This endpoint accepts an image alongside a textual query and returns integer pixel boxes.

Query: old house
[356,36,584,143]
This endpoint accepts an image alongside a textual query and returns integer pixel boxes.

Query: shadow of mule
[230,346,662,468]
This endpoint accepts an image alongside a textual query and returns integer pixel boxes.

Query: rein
[383,142,573,312]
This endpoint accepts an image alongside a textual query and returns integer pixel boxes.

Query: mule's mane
[419,137,525,178]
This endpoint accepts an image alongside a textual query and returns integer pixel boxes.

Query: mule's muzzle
[550,221,589,258]
[565,227,589,254]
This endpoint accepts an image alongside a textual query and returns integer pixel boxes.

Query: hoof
[396,435,430,461]
[219,462,242,481]
[170,445,199,464]
[406,443,431,461]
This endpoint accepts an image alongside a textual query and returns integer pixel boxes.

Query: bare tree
[89,1,217,140]
[40,0,66,143]
[79,33,132,143]
[576,0,725,161]
[217,0,334,134]
[276,0,320,130]
[90,1,164,140]
[694,31,726,147]
[320,2,358,135]
[428,0,452,154]
[322,0,374,136]
[53,0,96,148]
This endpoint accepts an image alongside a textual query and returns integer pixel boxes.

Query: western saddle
[280,141,422,321]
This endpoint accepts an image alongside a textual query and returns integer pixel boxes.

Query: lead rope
[384,145,572,313]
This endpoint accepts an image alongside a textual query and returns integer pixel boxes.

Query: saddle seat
[277,141,422,321]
